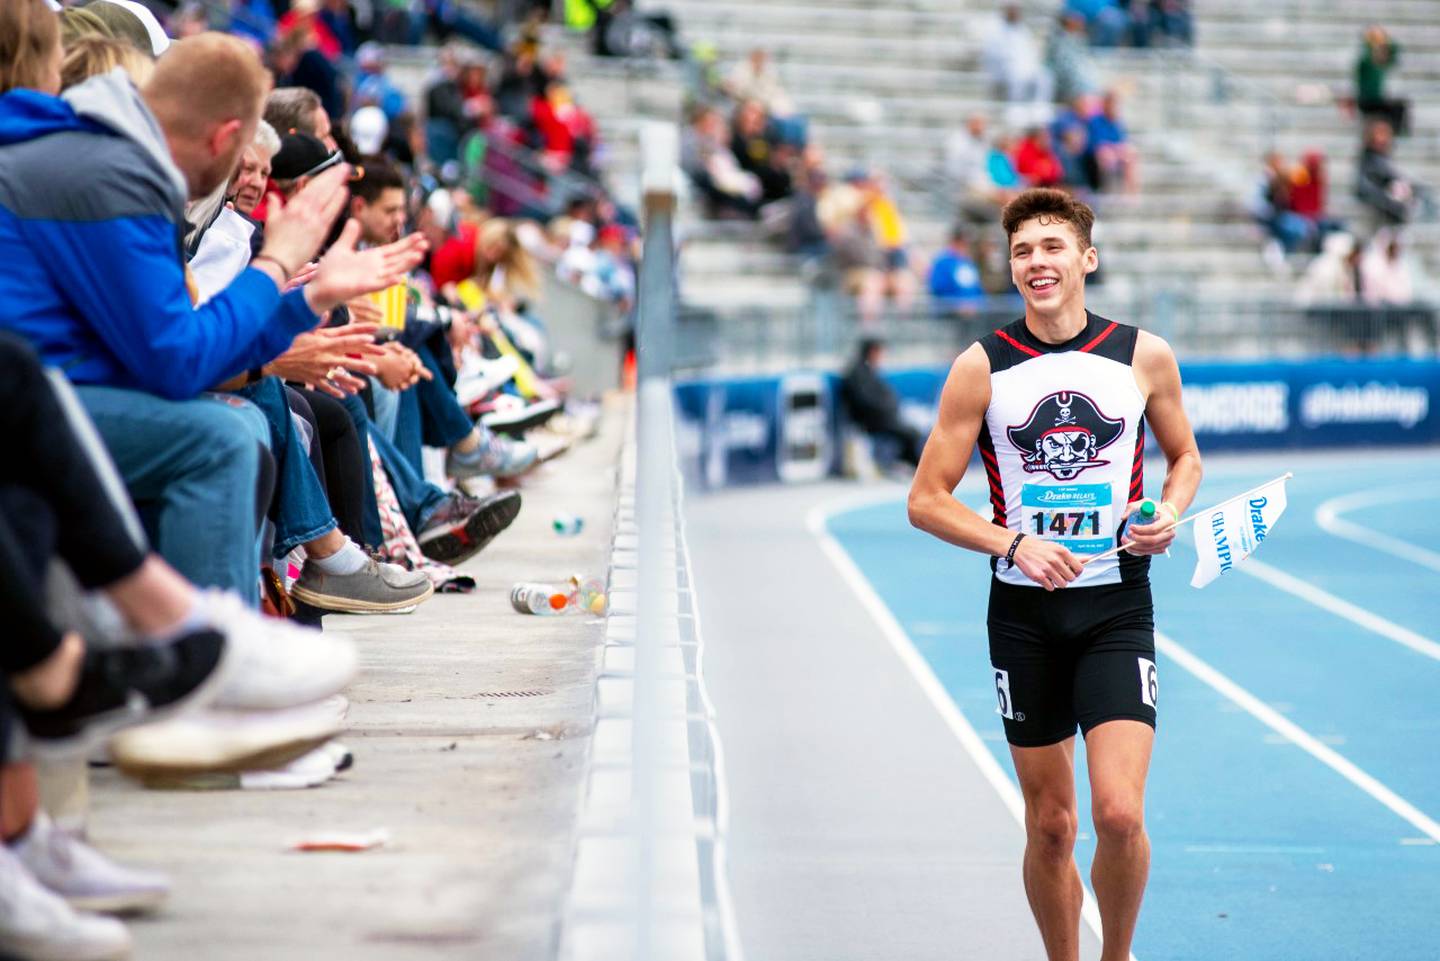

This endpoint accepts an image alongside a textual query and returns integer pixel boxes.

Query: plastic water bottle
[511,582,570,615]
[568,575,607,615]
[551,513,584,536]
[1121,499,1159,541]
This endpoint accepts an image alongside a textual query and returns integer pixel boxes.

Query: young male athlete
[907,188,1202,961]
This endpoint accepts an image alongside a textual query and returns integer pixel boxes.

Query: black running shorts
[987,576,1158,747]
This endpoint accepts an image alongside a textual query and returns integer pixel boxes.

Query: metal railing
[672,297,1440,375]
[558,121,743,961]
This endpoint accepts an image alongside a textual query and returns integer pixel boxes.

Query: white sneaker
[11,814,168,916]
[109,700,344,784]
[195,590,358,710]
[455,353,520,407]
[0,843,131,961]
[237,744,340,790]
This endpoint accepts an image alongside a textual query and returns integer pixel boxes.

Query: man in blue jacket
[0,33,426,603]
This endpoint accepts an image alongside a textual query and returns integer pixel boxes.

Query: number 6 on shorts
[1138,657,1158,708]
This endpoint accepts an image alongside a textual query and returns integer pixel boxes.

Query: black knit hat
[271,132,343,181]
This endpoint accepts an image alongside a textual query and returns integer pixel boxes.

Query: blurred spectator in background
[927,226,986,316]
[949,115,1024,224]
[840,338,925,469]
[318,0,359,56]
[1055,124,1098,192]
[170,2,209,39]
[532,78,599,175]
[1355,25,1407,136]
[355,42,407,121]
[1250,150,1313,268]
[1047,12,1099,104]
[1065,0,1127,47]
[982,5,1053,127]
[856,170,915,313]
[731,99,792,204]
[787,166,830,262]
[1286,150,1344,244]
[682,106,762,219]
[1088,91,1138,192]
[1360,228,1414,306]
[269,19,343,120]
[1013,127,1064,188]
[724,48,806,144]
[1356,119,1426,230]
[1295,231,1360,306]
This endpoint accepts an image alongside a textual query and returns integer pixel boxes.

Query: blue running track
[823,449,1440,961]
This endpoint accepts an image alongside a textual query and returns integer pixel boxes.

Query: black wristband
[252,254,293,284]
[244,366,264,385]
[1004,532,1026,568]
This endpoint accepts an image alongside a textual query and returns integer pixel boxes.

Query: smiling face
[1008,214,1097,316]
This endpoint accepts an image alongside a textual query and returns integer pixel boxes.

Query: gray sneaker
[290,559,434,614]
[445,432,538,480]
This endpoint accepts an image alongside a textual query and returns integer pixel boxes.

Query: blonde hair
[475,218,539,297]
[142,33,271,140]
[0,0,60,95]
[61,34,154,90]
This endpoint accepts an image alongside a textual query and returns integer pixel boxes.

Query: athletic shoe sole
[110,703,344,780]
[480,400,561,437]
[66,888,169,916]
[26,634,237,761]
[290,579,435,613]
[419,491,522,565]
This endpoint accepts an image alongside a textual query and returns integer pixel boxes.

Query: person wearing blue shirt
[927,226,987,315]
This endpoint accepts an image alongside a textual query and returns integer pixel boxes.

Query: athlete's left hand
[1120,500,1177,556]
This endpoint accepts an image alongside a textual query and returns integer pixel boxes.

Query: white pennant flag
[1190,474,1291,588]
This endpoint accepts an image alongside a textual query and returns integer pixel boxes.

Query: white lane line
[1156,630,1440,844]
[1314,485,1440,574]
[1235,557,1440,663]
[807,493,1131,961]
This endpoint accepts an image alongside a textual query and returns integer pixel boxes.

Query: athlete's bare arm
[908,344,1085,591]
[1121,330,1204,556]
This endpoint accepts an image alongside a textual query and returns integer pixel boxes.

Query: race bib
[1020,483,1113,555]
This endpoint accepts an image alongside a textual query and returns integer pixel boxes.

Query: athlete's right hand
[1012,537,1084,591]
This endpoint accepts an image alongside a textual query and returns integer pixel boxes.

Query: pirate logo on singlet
[1007,390,1125,480]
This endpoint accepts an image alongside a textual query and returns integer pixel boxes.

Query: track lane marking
[1314,485,1440,574]
[809,491,1132,961]
[1156,630,1440,843]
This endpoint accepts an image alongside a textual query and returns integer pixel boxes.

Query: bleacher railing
[673,298,1440,374]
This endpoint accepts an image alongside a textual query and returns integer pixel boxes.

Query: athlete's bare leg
[1011,737,1083,961]
[1086,719,1155,961]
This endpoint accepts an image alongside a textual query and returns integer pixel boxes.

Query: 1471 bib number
[1019,483,1113,555]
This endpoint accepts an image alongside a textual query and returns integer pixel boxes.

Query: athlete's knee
[1092,796,1145,843]
[1027,803,1078,860]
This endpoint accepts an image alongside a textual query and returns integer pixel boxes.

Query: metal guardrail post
[633,120,679,961]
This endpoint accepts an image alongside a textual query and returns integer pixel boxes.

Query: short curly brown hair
[1001,188,1095,251]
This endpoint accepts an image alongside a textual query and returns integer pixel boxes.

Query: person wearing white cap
[349,104,389,157]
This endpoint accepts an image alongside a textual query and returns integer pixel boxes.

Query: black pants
[865,416,927,468]
[0,334,148,672]
[287,387,369,548]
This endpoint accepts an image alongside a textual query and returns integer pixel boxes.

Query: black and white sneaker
[417,489,522,565]
[478,396,561,436]
[18,630,229,758]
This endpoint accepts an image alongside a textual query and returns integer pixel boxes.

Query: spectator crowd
[0,0,642,956]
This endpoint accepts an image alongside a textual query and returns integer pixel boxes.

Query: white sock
[143,593,209,644]
[307,538,369,576]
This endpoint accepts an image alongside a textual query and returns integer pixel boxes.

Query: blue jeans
[393,343,474,475]
[75,386,269,604]
[237,378,337,558]
[336,391,446,540]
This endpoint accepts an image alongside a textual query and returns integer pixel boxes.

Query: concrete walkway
[84,402,624,960]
